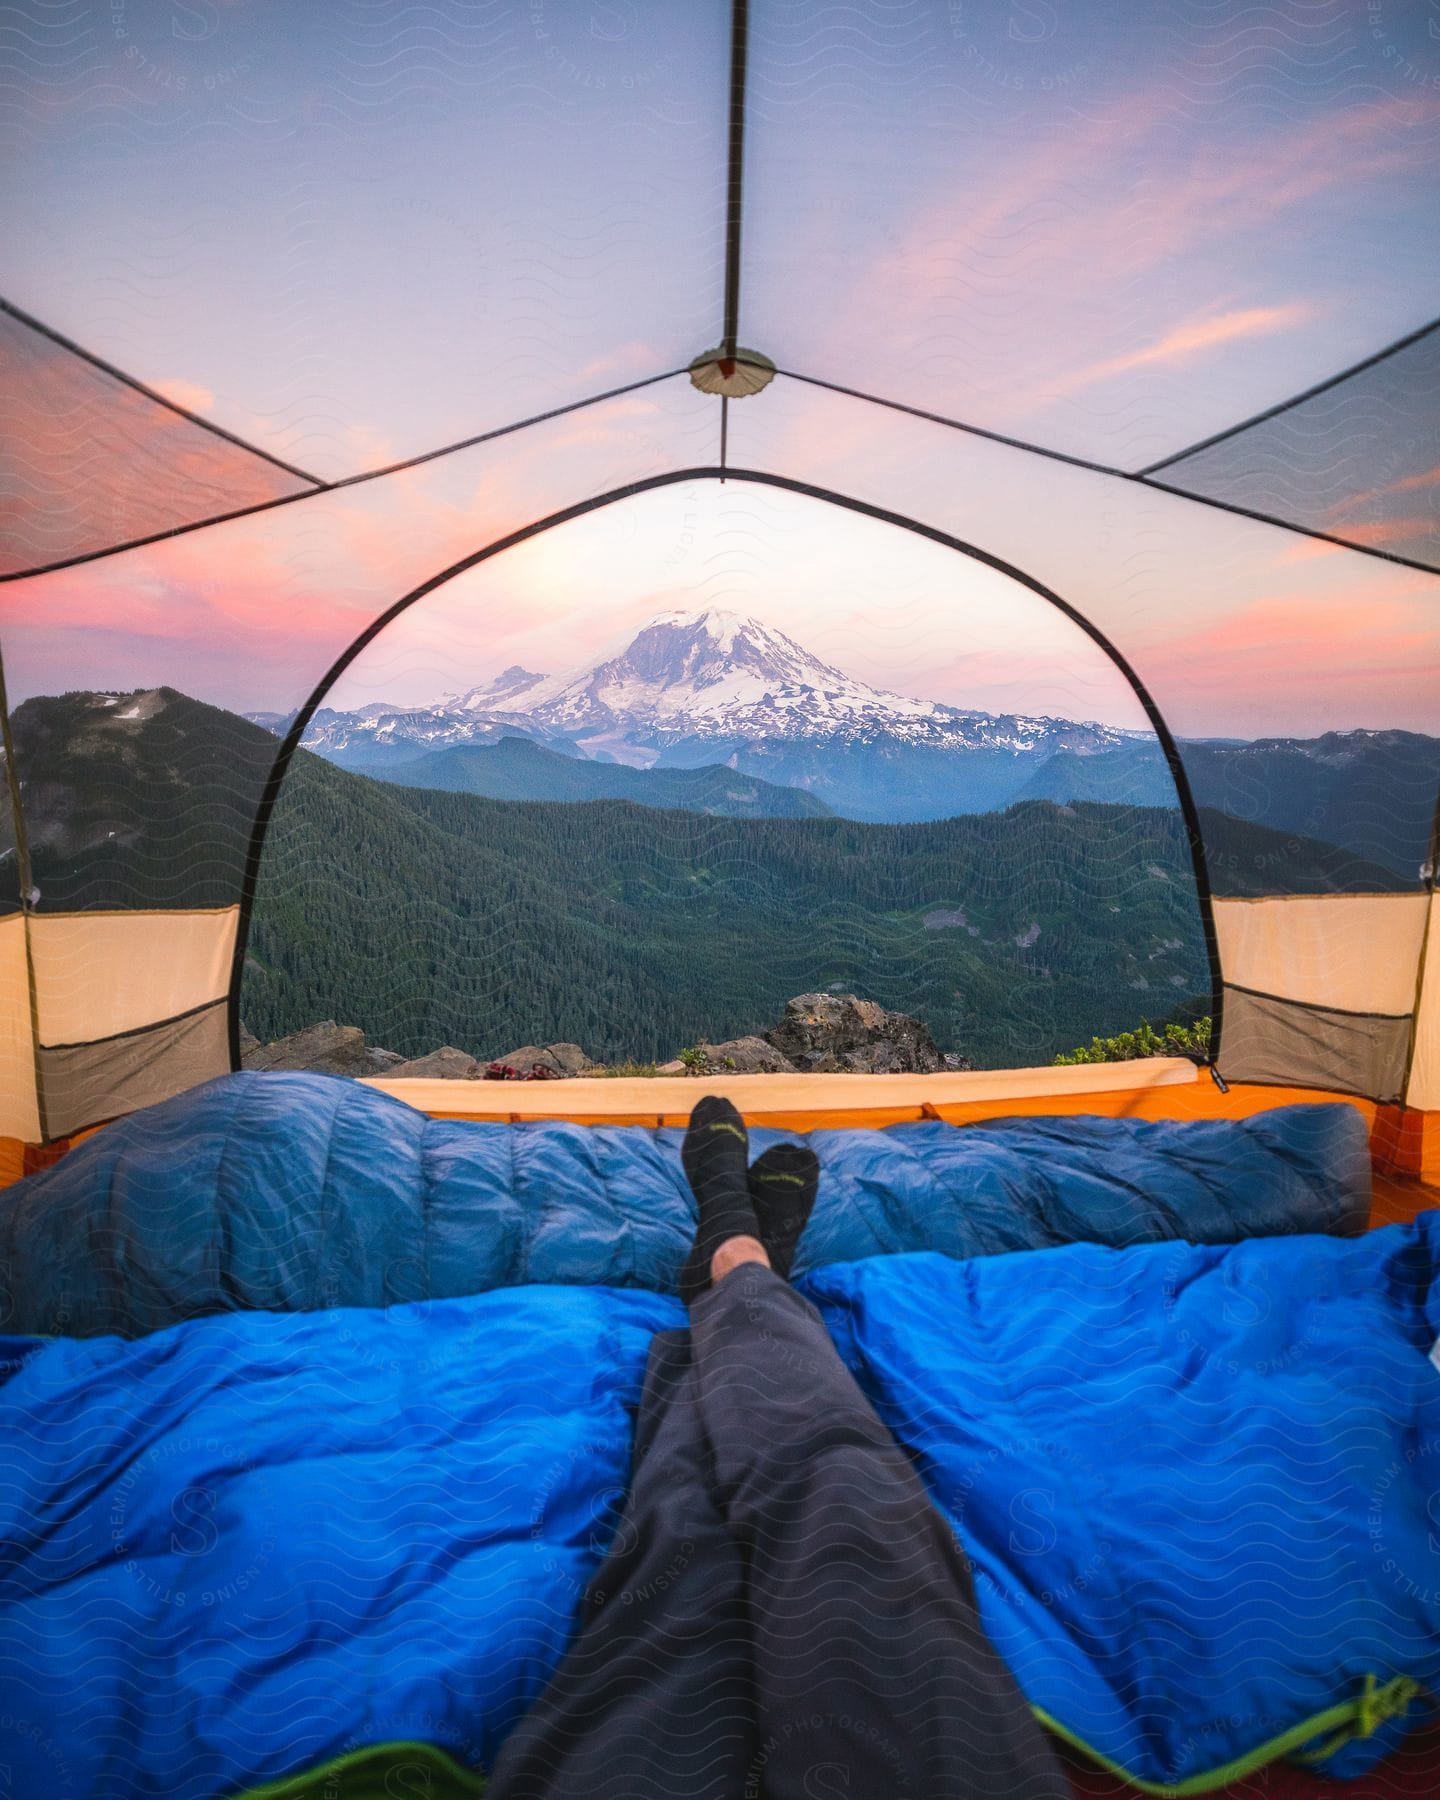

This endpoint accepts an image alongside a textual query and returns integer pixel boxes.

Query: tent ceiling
[741,1,1440,471]
[2,2,1437,577]
[0,1,730,481]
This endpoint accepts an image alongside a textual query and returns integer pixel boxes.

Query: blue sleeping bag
[0,1071,1370,1337]
[0,1287,681,1798]
[2,1220,1438,1796]
[0,1074,1419,1798]
[809,1224,1440,1788]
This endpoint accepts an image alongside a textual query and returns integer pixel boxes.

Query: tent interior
[1,2,1439,1796]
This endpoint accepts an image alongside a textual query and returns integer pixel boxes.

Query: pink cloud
[578,341,662,381]
[1138,583,1440,732]
[1324,516,1439,549]
[1,383,697,710]
[0,331,303,577]
[1335,465,1440,511]
[795,86,1440,448]
[1011,304,1315,413]
[151,377,217,414]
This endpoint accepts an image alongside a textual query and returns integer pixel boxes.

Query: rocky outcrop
[240,1007,967,1084]
[386,1046,483,1080]
[239,1024,602,1081]
[491,1042,595,1077]
[693,1035,796,1075]
[764,993,945,1074]
[241,1020,402,1078]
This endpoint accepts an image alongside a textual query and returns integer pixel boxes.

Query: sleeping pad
[0,1070,1370,1337]
[2,1214,1437,1797]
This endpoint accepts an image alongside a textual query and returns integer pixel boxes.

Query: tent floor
[1371,1172,1440,1228]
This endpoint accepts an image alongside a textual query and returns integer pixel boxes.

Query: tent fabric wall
[0,914,39,1143]
[0,910,236,1140]
[39,1000,231,1142]
[1409,897,1440,1113]
[1218,987,1412,1103]
[1212,894,1429,1099]
[30,908,238,1045]
[1211,895,1429,1016]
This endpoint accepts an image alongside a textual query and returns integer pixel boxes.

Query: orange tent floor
[6,1058,1438,1193]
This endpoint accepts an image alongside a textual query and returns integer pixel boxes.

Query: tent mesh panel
[1152,323,1440,572]
[0,306,317,578]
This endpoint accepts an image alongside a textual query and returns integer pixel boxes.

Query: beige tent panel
[366,1054,1200,1124]
[1408,895,1439,1112]
[1213,894,1429,1017]
[30,908,239,1047]
[0,913,41,1141]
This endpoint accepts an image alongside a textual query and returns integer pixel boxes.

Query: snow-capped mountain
[500,609,1137,758]
[273,610,1146,768]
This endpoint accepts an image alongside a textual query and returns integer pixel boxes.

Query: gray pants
[488,1264,1069,1799]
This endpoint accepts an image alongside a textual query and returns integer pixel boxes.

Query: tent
[1,2,1437,1169]
[3,8,1440,1792]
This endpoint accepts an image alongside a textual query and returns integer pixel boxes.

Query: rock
[942,1051,975,1073]
[366,1047,406,1074]
[385,1046,482,1080]
[244,1020,377,1076]
[238,1022,263,1066]
[764,993,944,1074]
[492,1042,595,1077]
[655,1059,690,1077]
[695,1036,796,1075]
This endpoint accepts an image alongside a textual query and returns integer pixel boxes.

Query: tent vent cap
[688,347,776,397]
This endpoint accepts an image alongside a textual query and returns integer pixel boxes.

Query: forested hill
[244,752,1410,1069]
[245,748,1210,1065]
[6,685,1418,1068]
[361,735,835,817]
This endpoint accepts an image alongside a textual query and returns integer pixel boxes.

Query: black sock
[748,1143,820,1279]
[678,1095,758,1303]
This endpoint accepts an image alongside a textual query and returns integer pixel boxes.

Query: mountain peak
[506,608,893,755]
[451,665,547,710]
[282,610,1148,774]
[639,607,788,652]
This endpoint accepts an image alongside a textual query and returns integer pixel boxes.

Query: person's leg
[490,1095,770,1797]
[690,1259,1071,1800]
[485,1329,756,1800]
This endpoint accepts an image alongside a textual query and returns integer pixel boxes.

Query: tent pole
[722,0,750,362]
[0,646,47,1139]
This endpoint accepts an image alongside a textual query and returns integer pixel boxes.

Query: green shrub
[1053,1016,1211,1066]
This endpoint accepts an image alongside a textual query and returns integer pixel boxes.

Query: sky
[2,0,1439,738]
[319,482,1156,731]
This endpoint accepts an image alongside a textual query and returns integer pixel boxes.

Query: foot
[678,1096,761,1303]
[748,1143,820,1279]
